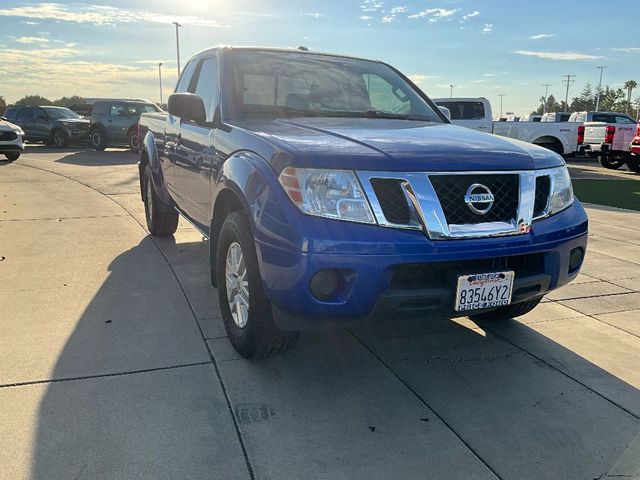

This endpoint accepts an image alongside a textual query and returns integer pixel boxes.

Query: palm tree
[624,80,637,113]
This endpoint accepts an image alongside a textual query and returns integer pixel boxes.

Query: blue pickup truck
[138,47,588,359]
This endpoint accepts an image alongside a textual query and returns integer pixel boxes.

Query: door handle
[107,119,112,123]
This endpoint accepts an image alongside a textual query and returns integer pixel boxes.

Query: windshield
[228,50,442,122]
[43,107,81,119]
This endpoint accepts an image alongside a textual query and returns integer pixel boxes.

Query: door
[174,56,220,227]
[15,108,37,140]
[164,59,198,194]
[108,103,130,142]
[434,100,491,132]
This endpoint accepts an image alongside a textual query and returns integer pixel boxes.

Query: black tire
[469,297,543,322]
[626,158,640,174]
[128,130,140,153]
[4,152,20,162]
[50,128,69,148]
[90,127,107,151]
[599,154,625,170]
[216,211,299,359]
[143,166,178,236]
[534,140,563,156]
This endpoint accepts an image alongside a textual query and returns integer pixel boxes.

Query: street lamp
[449,84,456,98]
[595,66,607,112]
[498,94,506,118]
[158,62,163,106]
[173,22,182,76]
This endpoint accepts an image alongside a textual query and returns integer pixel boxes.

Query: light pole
[562,74,575,109]
[498,94,505,118]
[158,62,163,106]
[449,84,456,98]
[595,66,607,112]
[542,84,552,114]
[173,21,182,76]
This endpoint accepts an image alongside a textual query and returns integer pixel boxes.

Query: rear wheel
[50,128,69,148]
[599,153,626,170]
[143,166,178,236]
[626,157,640,174]
[4,152,20,162]
[90,127,107,151]
[216,211,299,359]
[469,297,543,322]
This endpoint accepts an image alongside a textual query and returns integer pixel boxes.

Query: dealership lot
[1,148,639,479]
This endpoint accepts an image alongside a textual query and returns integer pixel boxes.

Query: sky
[0,0,638,115]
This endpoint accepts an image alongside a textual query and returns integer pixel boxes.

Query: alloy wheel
[225,242,249,329]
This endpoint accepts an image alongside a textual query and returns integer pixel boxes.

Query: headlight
[279,167,376,224]
[15,128,24,135]
[548,166,574,215]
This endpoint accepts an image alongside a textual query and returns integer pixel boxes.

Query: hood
[239,117,564,172]
[0,119,22,132]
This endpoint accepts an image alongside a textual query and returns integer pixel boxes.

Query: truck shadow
[53,149,138,167]
[29,237,640,479]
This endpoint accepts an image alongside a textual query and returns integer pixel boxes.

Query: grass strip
[572,179,640,211]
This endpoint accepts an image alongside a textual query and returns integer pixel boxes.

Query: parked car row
[433,97,639,173]
[1,99,161,152]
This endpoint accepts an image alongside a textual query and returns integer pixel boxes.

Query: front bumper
[258,201,588,330]
[65,126,89,143]
[0,133,25,153]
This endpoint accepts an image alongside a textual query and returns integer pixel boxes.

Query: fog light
[310,269,340,301]
[569,247,583,273]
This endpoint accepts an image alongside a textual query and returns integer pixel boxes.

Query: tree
[53,96,86,108]
[533,94,560,115]
[0,96,6,116]
[624,80,637,114]
[569,84,595,112]
[14,95,52,106]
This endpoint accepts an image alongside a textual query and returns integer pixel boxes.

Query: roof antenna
[297,46,309,51]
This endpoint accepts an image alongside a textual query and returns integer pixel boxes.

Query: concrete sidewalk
[1,149,639,480]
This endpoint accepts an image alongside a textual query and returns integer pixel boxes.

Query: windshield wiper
[312,109,431,121]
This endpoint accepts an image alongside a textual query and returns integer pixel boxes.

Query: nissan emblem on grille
[464,184,495,215]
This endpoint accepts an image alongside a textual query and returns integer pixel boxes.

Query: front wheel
[143,166,178,236]
[216,211,299,359]
[4,152,20,162]
[129,131,140,153]
[50,128,69,148]
[469,297,543,322]
[599,154,626,170]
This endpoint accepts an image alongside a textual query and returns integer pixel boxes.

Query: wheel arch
[533,135,564,155]
[139,132,172,205]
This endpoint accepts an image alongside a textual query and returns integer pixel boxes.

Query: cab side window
[193,57,219,122]
[16,108,35,122]
[110,104,127,117]
[175,60,197,93]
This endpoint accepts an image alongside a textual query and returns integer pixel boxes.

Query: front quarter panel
[142,131,172,204]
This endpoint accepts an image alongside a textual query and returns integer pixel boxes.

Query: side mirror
[168,93,206,124]
[438,106,452,121]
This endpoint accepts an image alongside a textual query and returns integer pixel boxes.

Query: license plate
[455,271,514,312]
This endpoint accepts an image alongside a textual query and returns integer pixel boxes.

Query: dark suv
[3,106,90,147]
[89,100,160,151]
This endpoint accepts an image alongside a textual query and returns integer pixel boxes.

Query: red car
[629,124,640,173]
[631,124,640,155]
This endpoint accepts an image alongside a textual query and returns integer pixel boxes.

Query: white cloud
[482,23,493,33]
[300,13,326,18]
[14,36,50,45]
[462,11,480,20]
[389,6,408,14]
[612,47,640,53]
[382,16,395,23]
[514,50,602,61]
[360,0,384,12]
[359,15,373,20]
[408,8,459,22]
[529,33,555,40]
[0,3,227,28]
[24,21,40,25]
[408,74,438,84]
[483,73,496,77]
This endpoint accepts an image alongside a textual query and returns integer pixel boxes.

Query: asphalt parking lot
[1,146,640,480]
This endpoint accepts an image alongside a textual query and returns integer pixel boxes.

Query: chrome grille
[0,131,18,141]
[533,175,550,218]
[429,174,519,224]
[370,178,412,224]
